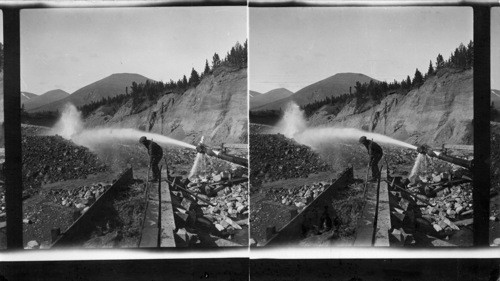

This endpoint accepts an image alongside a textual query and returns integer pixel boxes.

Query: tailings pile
[250,134,330,185]
[22,135,108,196]
[82,179,146,248]
[23,181,113,248]
[250,177,365,246]
[389,153,475,246]
[264,182,328,209]
[171,173,249,247]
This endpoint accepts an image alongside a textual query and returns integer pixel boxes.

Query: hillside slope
[250,88,293,109]
[308,68,473,146]
[23,89,70,111]
[85,66,247,145]
[254,72,376,111]
[29,73,152,113]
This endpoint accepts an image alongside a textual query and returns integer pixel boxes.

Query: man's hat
[359,136,367,143]
[139,136,147,143]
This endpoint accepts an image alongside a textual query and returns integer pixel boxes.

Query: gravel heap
[422,183,473,234]
[22,135,108,194]
[266,182,328,209]
[171,171,249,246]
[250,134,330,185]
[203,182,249,232]
[391,153,477,243]
[47,183,111,214]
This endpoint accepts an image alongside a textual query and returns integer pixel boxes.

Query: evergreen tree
[182,75,188,88]
[405,76,412,89]
[204,59,210,75]
[427,60,435,76]
[466,40,474,68]
[436,54,445,70]
[412,68,424,87]
[212,53,221,69]
[189,68,200,86]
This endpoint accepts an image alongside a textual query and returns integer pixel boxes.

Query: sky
[492,8,500,90]
[20,7,247,95]
[250,7,472,93]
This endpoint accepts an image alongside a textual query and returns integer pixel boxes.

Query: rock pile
[47,183,111,213]
[22,183,112,227]
[390,155,475,244]
[267,182,328,209]
[204,183,249,233]
[250,134,330,185]
[171,177,249,246]
[384,148,418,166]
[22,135,108,194]
[421,183,473,235]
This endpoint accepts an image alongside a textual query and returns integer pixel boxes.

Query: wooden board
[374,180,391,246]
[353,181,379,246]
[160,181,176,247]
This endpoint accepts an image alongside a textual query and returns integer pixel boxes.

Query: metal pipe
[416,145,473,170]
[196,143,248,167]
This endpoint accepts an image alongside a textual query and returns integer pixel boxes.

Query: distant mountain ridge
[492,89,500,110]
[250,88,294,109]
[249,90,262,98]
[253,72,377,111]
[21,92,37,104]
[28,73,153,113]
[23,89,70,111]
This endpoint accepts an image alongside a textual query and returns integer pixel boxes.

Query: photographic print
[249,7,475,247]
[18,7,248,249]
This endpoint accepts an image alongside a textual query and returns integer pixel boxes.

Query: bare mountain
[250,90,262,98]
[21,91,37,104]
[28,73,153,113]
[23,89,70,111]
[253,73,377,111]
[250,88,294,109]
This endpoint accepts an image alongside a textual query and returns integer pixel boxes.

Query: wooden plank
[139,227,159,248]
[374,179,391,246]
[160,181,176,247]
[139,182,160,248]
[353,181,378,246]
[142,200,159,229]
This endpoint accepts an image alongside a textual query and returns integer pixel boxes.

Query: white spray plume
[49,103,195,150]
[188,152,204,179]
[294,127,418,150]
[50,103,84,139]
[276,102,307,138]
